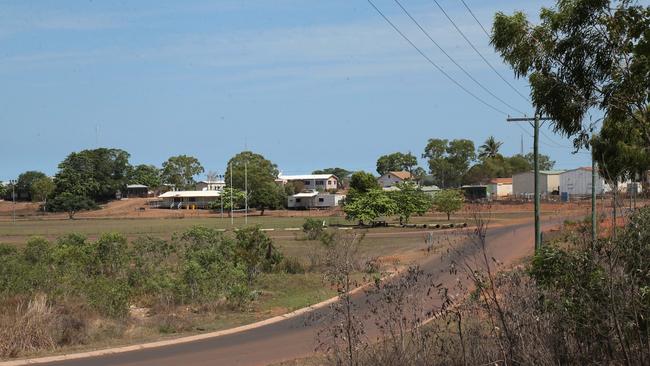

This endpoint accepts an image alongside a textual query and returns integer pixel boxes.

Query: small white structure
[195,180,225,191]
[158,190,221,209]
[513,170,564,197]
[276,174,339,191]
[377,171,412,188]
[560,167,605,196]
[487,178,512,198]
[287,190,345,209]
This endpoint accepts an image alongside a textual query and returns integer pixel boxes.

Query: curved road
[31,217,564,366]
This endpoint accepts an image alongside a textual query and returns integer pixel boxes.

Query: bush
[303,218,325,240]
[85,278,130,318]
[277,256,306,274]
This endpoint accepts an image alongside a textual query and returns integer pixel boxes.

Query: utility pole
[507,113,553,251]
[591,144,597,243]
[230,162,233,226]
[10,179,16,224]
[245,161,248,225]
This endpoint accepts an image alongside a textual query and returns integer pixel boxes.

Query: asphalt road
[41,217,563,366]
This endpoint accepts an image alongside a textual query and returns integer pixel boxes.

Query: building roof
[292,191,319,198]
[514,170,566,176]
[126,184,148,189]
[158,190,221,198]
[562,167,593,173]
[489,178,512,184]
[198,180,225,184]
[388,171,412,180]
[278,174,337,181]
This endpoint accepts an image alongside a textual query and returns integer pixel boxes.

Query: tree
[388,182,432,224]
[432,189,464,221]
[128,164,161,189]
[523,152,555,171]
[208,187,245,214]
[15,171,47,201]
[348,171,379,193]
[492,1,650,147]
[478,136,503,160]
[347,171,380,202]
[234,226,281,285]
[225,151,281,215]
[30,176,55,203]
[312,168,351,188]
[343,189,397,225]
[376,152,418,175]
[423,139,476,188]
[160,155,204,190]
[412,167,427,185]
[47,192,97,219]
[53,148,131,202]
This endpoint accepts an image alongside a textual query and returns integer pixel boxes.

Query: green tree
[160,155,204,190]
[208,187,246,214]
[47,192,97,219]
[30,176,55,203]
[128,164,161,189]
[343,189,397,225]
[432,189,464,221]
[412,167,427,185]
[347,171,380,202]
[478,136,503,160]
[53,148,131,202]
[348,171,379,193]
[225,151,280,215]
[423,138,476,188]
[376,152,418,175]
[523,152,555,171]
[492,1,649,147]
[234,226,281,285]
[388,182,432,224]
[507,154,533,174]
[15,171,47,201]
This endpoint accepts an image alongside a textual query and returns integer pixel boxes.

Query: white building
[276,174,339,191]
[512,170,564,197]
[487,178,513,198]
[287,190,345,209]
[157,190,221,209]
[195,180,225,191]
[377,171,412,188]
[560,167,605,196]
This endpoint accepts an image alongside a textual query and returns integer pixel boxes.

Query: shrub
[85,278,130,318]
[277,256,306,274]
[303,218,325,240]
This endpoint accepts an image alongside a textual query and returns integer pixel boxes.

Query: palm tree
[478,136,503,159]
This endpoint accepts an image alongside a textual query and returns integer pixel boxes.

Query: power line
[459,0,490,38]
[366,0,509,116]
[434,0,530,102]
[393,0,526,115]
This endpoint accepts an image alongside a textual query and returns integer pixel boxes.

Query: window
[295,198,302,203]
[328,180,334,186]
[189,197,196,202]
[318,198,324,202]
[304,180,311,185]
[316,180,324,185]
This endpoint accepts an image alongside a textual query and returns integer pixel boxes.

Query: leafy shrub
[303,218,325,240]
[85,278,130,318]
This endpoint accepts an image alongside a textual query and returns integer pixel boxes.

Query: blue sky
[0,0,591,181]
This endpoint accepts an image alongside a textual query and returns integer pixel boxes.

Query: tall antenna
[520,134,524,155]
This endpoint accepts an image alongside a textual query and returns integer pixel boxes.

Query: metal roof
[126,184,148,189]
[292,191,319,198]
[278,174,337,181]
[158,191,221,198]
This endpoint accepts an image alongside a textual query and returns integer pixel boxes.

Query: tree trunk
[447,212,451,221]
